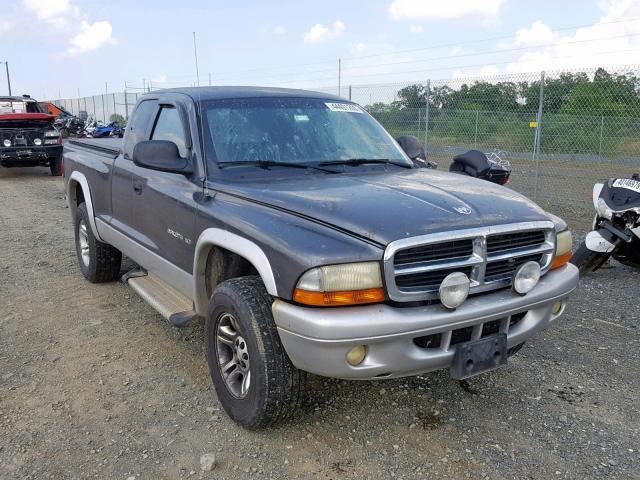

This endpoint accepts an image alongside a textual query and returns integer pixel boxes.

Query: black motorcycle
[54,114,86,138]
[396,136,511,185]
[571,174,640,273]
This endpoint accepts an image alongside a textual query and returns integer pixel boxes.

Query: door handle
[133,182,143,194]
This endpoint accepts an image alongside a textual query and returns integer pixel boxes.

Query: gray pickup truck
[63,87,579,428]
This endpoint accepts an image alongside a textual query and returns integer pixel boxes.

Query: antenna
[193,32,200,86]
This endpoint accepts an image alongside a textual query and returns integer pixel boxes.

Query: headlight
[2,139,10,147]
[33,138,42,146]
[513,261,541,295]
[551,229,573,269]
[45,130,59,137]
[293,262,384,306]
[439,272,470,309]
[596,197,613,221]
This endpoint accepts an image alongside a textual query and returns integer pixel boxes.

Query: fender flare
[67,171,102,241]
[193,228,278,315]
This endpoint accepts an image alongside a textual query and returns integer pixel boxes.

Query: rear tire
[74,203,122,283]
[50,155,63,176]
[571,242,611,274]
[205,276,306,429]
[59,128,70,139]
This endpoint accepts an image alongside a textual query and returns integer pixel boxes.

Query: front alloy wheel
[215,312,251,398]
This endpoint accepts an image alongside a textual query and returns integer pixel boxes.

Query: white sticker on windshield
[294,114,309,122]
[325,102,364,113]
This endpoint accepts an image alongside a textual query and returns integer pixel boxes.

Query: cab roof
[145,86,345,102]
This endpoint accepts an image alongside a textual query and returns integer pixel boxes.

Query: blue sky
[2,0,640,100]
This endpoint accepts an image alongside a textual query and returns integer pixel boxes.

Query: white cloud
[409,24,424,34]
[23,0,72,21]
[350,42,368,54]
[479,65,500,76]
[273,25,287,35]
[506,0,640,74]
[514,20,554,46]
[66,20,116,56]
[389,0,504,20]
[303,20,345,44]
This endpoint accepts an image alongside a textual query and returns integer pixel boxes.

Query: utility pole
[2,62,11,95]
[338,58,341,97]
[193,32,200,86]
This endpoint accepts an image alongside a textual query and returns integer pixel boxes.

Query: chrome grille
[384,221,556,302]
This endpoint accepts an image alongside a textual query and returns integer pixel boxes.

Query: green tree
[110,113,126,126]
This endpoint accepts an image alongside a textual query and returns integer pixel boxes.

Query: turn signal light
[551,251,572,270]
[293,288,385,307]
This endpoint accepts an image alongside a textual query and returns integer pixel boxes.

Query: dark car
[62,87,578,428]
[1,95,63,175]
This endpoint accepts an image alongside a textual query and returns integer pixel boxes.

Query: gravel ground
[1,166,639,480]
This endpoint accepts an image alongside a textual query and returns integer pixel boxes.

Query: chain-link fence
[342,66,640,229]
[52,66,640,229]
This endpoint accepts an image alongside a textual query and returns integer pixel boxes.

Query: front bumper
[0,145,62,167]
[273,263,579,380]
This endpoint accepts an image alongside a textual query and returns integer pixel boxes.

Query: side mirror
[133,140,193,175]
[396,135,426,160]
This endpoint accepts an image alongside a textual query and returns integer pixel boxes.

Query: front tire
[205,276,306,429]
[50,155,63,176]
[74,202,122,282]
[571,242,611,274]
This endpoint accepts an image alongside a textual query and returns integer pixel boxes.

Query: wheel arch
[193,229,278,315]
[66,171,102,241]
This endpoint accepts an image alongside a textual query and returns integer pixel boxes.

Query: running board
[127,274,198,328]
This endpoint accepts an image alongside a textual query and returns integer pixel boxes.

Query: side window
[123,100,157,159]
[151,106,187,157]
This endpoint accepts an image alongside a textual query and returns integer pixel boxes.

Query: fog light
[551,301,563,316]
[33,138,42,146]
[439,272,470,309]
[513,261,541,295]
[3,139,10,147]
[346,345,367,366]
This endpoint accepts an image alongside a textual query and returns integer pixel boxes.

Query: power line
[209,32,640,84]
[206,16,640,78]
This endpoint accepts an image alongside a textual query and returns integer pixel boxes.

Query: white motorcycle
[572,174,640,273]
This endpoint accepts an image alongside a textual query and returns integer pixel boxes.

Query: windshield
[201,97,411,173]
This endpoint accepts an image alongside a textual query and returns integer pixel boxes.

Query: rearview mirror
[133,140,193,174]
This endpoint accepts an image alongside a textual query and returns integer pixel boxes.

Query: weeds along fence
[53,66,640,229]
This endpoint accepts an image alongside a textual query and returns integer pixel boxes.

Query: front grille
[487,231,547,254]
[384,222,555,302]
[395,266,473,290]
[394,239,473,266]
[485,253,544,283]
[0,128,46,147]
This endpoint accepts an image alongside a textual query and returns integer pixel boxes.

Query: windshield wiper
[318,158,409,167]
[218,160,335,173]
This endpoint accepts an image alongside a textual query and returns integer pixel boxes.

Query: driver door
[129,103,201,274]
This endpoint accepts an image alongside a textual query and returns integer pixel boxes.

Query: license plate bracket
[450,333,507,380]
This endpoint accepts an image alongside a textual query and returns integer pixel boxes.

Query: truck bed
[66,137,122,157]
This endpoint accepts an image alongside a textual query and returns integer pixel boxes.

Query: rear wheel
[571,242,611,274]
[59,128,70,139]
[74,202,122,282]
[205,276,306,429]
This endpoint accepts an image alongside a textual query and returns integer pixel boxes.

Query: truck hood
[0,113,54,129]
[217,168,550,246]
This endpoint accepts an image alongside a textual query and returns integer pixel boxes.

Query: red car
[0,95,63,176]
